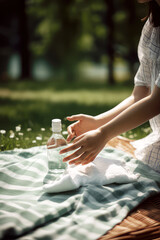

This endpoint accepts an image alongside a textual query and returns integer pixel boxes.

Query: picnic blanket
[0,145,160,240]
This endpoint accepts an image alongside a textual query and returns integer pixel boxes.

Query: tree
[0,0,31,80]
[125,0,137,80]
[104,0,115,85]
[29,0,82,81]
[18,0,31,79]
[28,0,146,83]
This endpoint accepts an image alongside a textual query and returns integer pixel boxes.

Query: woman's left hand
[59,128,107,165]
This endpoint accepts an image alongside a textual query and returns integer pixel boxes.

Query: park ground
[0,79,151,151]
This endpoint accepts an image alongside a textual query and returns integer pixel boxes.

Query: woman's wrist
[94,115,108,128]
[99,124,112,144]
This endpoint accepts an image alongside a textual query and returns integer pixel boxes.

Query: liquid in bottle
[47,119,67,174]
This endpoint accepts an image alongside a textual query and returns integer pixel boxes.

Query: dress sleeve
[155,73,160,88]
[134,60,151,87]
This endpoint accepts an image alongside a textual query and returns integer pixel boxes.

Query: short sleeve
[155,73,160,88]
[134,61,151,87]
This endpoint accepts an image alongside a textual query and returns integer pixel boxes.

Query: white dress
[131,18,160,173]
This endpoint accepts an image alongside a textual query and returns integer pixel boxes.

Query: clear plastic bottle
[47,119,67,174]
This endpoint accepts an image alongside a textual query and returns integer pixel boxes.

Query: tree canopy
[0,0,147,83]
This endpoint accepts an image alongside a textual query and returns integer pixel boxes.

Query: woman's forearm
[95,86,150,128]
[101,86,160,141]
[95,95,136,127]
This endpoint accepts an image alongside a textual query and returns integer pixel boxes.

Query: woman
[60,0,160,173]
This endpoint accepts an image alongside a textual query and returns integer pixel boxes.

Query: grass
[0,79,151,151]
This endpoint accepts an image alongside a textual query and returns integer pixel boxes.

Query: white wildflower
[15,126,21,132]
[62,131,68,135]
[27,128,32,132]
[32,140,36,143]
[41,128,45,131]
[129,134,134,139]
[9,132,15,138]
[143,127,151,133]
[18,132,23,136]
[0,130,6,134]
[36,136,42,141]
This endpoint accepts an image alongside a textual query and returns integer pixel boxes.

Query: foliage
[27,0,147,81]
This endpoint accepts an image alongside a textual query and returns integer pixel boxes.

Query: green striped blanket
[0,146,160,240]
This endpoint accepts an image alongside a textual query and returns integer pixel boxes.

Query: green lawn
[0,79,151,151]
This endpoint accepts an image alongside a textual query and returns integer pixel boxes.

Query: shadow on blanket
[0,136,160,240]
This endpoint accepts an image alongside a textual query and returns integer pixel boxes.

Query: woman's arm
[67,86,150,141]
[60,85,159,165]
[95,86,150,127]
[101,85,160,142]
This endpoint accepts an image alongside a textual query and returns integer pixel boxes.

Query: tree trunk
[125,1,136,80]
[104,0,115,85]
[18,0,31,80]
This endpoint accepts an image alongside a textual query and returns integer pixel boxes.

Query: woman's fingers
[59,141,81,154]
[68,151,89,165]
[78,152,94,165]
[62,128,104,165]
[73,134,84,143]
[67,114,84,122]
[82,155,96,165]
[67,131,76,142]
[67,123,77,142]
[62,147,83,162]
[66,114,87,142]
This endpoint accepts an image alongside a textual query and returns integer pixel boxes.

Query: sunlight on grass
[0,88,130,106]
[0,80,151,151]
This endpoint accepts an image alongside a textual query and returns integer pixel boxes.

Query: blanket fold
[43,156,139,193]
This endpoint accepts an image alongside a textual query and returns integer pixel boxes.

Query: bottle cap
[52,119,62,132]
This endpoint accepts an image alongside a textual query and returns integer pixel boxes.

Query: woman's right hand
[66,114,97,142]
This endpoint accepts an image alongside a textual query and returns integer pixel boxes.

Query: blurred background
[0,0,147,82]
[0,0,151,150]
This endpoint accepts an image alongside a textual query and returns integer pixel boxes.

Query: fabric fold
[43,156,139,193]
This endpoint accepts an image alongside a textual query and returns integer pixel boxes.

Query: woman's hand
[60,128,107,165]
[66,114,97,142]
